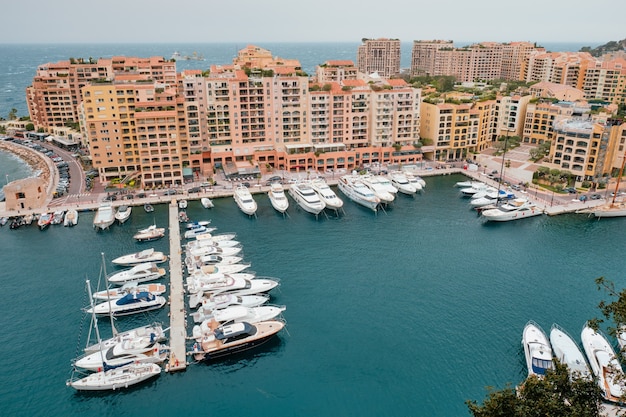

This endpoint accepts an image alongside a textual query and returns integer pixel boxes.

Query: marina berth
[93,203,116,230]
[309,178,344,210]
[233,185,257,216]
[189,320,285,362]
[187,262,251,278]
[107,262,166,284]
[111,248,167,266]
[288,182,326,215]
[337,175,380,211]
[114,205,132,224]
[522,320,553,377]
[549,323,591,380]
[267,182,289,214]
[190,294,270,323]
[581,323,626,402]
[83,323,166,354]
[183,226,217,239]
[185,244,242,259]
[188,232,237,245]
[51,210,65,225]
[187,277,279,307]
[186,220,211,229]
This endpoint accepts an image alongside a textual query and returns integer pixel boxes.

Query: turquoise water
[0,173,624,416]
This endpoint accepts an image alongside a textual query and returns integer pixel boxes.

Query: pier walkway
[166,200,187,372]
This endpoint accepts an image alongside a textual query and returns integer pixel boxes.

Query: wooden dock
[166,200,187,372]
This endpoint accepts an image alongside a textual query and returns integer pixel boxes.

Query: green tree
[467,361,604,417]
[25,123,34,131]
[8,108,18,120]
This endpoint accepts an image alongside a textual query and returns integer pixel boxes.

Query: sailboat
[592,150,626,218]
[66,279,161,391]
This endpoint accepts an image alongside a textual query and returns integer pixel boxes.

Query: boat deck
[167,200,187,372]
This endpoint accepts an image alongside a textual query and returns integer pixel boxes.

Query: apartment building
[496,95,532,138]
[315,60,358,83]
[27,56,177,131]
[357,38,401,78]
[581,58,626,104]
[411,41,541,82]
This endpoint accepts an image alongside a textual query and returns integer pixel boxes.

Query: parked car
[163,189,177,195]
[265,176,282,185]
[564,187,577,194]
[188,187,201,193]
[590,194,601,200]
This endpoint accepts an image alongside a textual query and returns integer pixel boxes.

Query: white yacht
[267,182,289,214]
[581,323,626,402]
[522,320,553,377]
[111,248,167,266]
[74,339,168,371]
[233,185,257,216]
[337,175,380,211]
[288,182,326,215]
[201,197,214,209]
[309,178,344,210]
[93,282,167,300]
[388,171,417,195]
[133,224,165,242]
[361,175,396,203]
[192,305,286,341]
[93,203,116,230]
[481,198,543,222]
[88,291,167,317]
[549,323,591,380]
[107,262,167,284]
[114,205,132,224]
[404,172,425,191]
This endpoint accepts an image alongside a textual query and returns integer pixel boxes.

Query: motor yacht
[233,185,257,216]
[93,203,116,230]
[288,182,325,215]
[337,175,380,211]
[64,209,78,227]
[309,179,344,210]
[581,323,626,402]
[93,282,167,300]
[111,248,167,266]
[107,262,167,284]
[88,291,167,317]
[38,212,53,230]
[481,198,543,222]
[115,205,132,224]
[268,182,289,214]
[522,320,553,377]
[361,175,396,203]
[549,323,591,380]
[201,197,214,209]
[388,171,417,195]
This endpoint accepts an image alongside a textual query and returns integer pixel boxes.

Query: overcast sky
[2,0,623,45]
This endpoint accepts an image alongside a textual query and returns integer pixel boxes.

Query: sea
[1,42,622,417]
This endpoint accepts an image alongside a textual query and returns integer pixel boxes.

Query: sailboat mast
[610,150,626,206]
[101,252,118,335]
[85,279,106,368]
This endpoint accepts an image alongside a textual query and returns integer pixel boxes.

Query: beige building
[3,177,47,211]
[315,60,358,83]
[357,38,401,78]
[528,81,585,102]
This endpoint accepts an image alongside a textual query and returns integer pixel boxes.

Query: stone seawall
[0,141,53,195]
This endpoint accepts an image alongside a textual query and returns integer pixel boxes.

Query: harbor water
[0,174,624,416]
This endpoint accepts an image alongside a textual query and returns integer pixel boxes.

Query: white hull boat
[93,203,116,230]
[187,233,237,246]
[187,263,252,279]
[114,205,132,224]
[186,245,242,259]
[404,172,424,191]
[187,277,279,307]
[549,323,591,380]
[112,248,167,266]
[388,171,417,195]
[581,323,626,402]
[361,175,395,203]
[592,203,626,218]
[481,198,543,222]
[51,210,65,225]
[201,197,214,209]
[337,175,380,211]
[88,291,167,316]
[522,320,553,377]
[233,185,257,216]
[84,323,166,353]
[184,226,217,239]
[93,282,167,300]
[38,212,53,230]
[288,182,325,215]
[64,209,79,227]
[309,179,343,210]
[133,224,165,242]
[186,220,211,229]
[75,340,168,371]
[68,362,161,391]
[191,294,270,323]
[268,182,289,213]
[192,305,286,340]
[178,199,188,209]
[108,262,167,285]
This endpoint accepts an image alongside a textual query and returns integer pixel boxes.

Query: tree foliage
[467,361,604,417]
